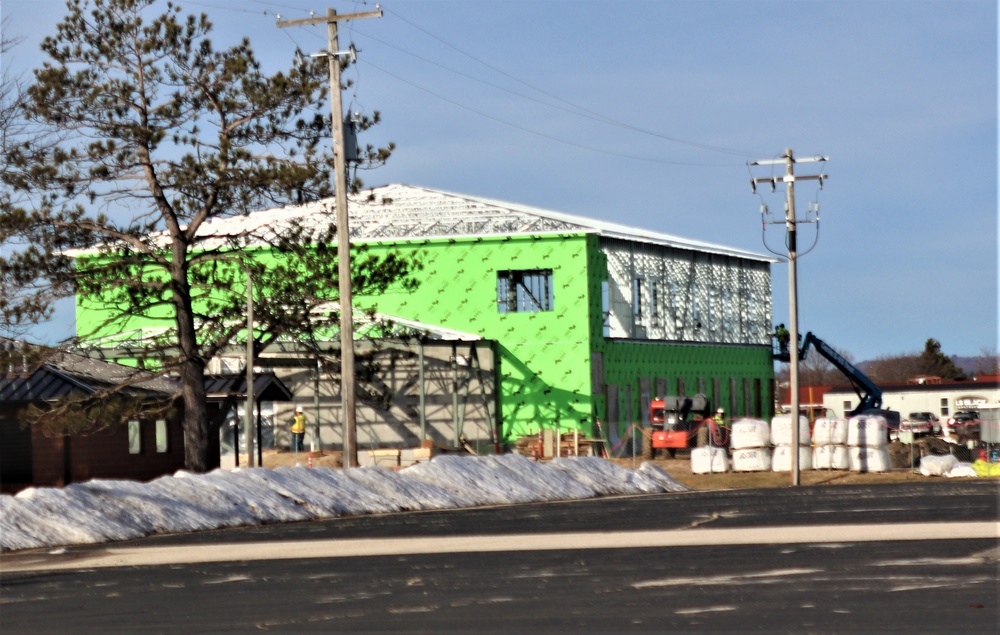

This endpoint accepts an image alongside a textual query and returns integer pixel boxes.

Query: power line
[362,58,740,168]
[381,5,765,159]
[184,2,761,165]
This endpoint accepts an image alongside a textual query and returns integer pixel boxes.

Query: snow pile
[0,455,688,552]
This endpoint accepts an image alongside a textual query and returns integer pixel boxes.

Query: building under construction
[77,184,777,454]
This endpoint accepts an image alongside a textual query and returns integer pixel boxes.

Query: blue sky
[3,0,997,362]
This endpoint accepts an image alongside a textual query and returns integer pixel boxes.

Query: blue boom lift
[777,331,900,430]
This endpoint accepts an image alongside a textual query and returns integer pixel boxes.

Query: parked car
[900,412,940,436]
[945,410,980,442]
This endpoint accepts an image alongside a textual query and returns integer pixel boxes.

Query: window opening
[632,277,644,321]
[497,269,554,313]
[601,280,610,336]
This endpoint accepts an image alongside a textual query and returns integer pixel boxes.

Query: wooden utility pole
[751,149,827,486]
[244,271,255,467]
[278,8,382,468]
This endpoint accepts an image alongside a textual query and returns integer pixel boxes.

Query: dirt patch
[260,449,343,469]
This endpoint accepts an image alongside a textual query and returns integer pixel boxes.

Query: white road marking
[675,606,737,615]
[2,521,997,573]
[633,568,822,589]
[871,556,987,567]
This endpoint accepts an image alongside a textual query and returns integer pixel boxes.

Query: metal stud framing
[601,237,771,345]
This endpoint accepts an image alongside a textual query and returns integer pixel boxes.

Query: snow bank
[0,455,689,552]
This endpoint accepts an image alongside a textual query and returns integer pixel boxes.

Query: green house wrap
[76,184,776,449]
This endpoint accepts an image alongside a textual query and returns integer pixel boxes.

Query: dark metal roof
[1,354,293,405]
[204,373,294,402]
[0,354,181,403]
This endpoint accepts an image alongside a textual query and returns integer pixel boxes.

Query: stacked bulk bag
[770,414,812,446]
[691,446,729,474]
[730,418,770,450]
[847,414,891,472]
[772,445,813,472]
[770,414,812,472]
[812,417,850,470]
[813,443,850,470]
[813,417,848,445]
[731,446,770,471]
[730,418,770,472]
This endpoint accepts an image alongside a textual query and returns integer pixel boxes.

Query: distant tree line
[777,337,998,388]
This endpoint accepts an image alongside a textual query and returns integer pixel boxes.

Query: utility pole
[245,270,255,468]
[751,149,827,486]
[277,7,382,469]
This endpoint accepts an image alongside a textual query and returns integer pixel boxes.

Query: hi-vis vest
[291,413,306,433]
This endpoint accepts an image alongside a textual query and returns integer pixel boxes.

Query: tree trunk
[172,245,213,472]
[179,354,211,472]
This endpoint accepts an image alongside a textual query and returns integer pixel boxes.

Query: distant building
[823,379,1000,420]
[0,353,184,493]
[779,385,835,420]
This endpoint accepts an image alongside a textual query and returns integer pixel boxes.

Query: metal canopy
[204,373,294,403]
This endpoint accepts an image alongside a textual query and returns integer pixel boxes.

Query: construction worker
[711,407,730,447]
[775,323,790,354]
[290,406,306,453]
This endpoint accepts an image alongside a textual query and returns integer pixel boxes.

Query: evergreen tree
[918,338,966,381]
[1,0,419,471]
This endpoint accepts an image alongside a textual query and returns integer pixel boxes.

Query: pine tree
[917,338,966,381]
[1,0,419,471]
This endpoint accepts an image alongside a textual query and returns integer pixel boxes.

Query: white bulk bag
[771,445,813,472]
[813,444,849,470]
[729,418,771,449]
[813,418,849,446]
[849,446,891,472]
[732,447,771,472]
[691,446,729,474]
[847,415,889,448]
[919,454,958,477]
[945,462,978,478]
[770,415,811,446]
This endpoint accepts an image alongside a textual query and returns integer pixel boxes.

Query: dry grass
[609,456,939,490]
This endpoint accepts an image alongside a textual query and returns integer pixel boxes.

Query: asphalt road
[2,481,997,634]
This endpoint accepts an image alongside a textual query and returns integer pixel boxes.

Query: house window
[497,269,554,313]
[155,419,169,453]
[843,400,852,416]
[940,398,949,418]
[128,420,142,454]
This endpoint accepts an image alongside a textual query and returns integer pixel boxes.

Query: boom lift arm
[799,332,883,416]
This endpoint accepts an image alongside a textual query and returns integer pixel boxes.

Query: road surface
[2,481,997,633]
